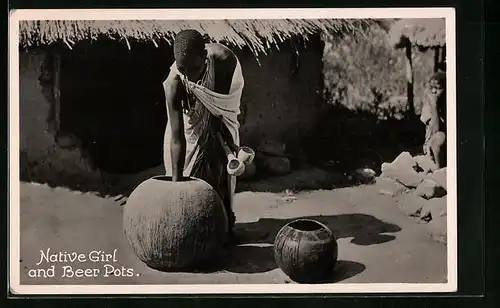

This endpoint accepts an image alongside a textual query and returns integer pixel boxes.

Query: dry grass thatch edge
[18,19,378,55]
[388,18,446,49]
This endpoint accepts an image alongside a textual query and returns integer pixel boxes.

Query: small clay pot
[274,219,338,283]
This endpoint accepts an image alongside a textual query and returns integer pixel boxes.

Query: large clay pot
[123,176,229,271]
[274,219,338,283]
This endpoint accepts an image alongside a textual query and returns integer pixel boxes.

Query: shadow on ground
[224,245,367,284]
[220,244,367,282]
[227,213,399,277]
[159,213,400,281]
[150,243,366,284]
[234,214,402,247]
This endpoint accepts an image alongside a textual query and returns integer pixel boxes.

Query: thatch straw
[388,18,446,48]
[19,19,375,55]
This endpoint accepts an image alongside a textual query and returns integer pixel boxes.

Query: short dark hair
[173,29,206,62]
[430,71,446,89]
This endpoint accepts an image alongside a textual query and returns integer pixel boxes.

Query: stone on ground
[375,177,407,197]
[257,139,287,157]
[381,162,391,173]
[357,168,376,178]
[378,152,448,245]
[381,166,424,188]
[261,156,291,175]
[416,179,447,200]
[413,155,437,174]
[430,167,447,190]
[354,168,377,184]
[427,215,447,244]
[380,151,424,188]
[395,191,425,217]
[392,151,417,170]
[420,196,447,222]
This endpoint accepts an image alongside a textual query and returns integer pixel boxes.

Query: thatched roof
[388,18,446,48]
[19,19,375,56]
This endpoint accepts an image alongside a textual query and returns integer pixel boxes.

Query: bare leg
[430,131,446,169]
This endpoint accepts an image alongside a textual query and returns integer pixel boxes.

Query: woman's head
[173,29,207,81]
[420,71,447,125]
[428,71,446,95]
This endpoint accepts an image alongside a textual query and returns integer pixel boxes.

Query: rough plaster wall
[236,36,325,156]
[19,37,325,190]
[19,51,103,190]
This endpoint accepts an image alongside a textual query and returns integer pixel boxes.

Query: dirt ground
[17,166,447,286]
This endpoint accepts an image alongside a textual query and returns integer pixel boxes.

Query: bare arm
[163,72,186,182]
[428,89,444,135]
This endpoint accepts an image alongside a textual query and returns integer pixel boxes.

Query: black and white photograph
[9,8,457,294]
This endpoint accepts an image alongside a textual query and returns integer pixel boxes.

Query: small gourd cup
[237,146,255,165]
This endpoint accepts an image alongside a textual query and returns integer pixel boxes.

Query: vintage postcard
[9,8,457,295]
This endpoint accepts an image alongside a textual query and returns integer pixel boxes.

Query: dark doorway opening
[59,39,173,174]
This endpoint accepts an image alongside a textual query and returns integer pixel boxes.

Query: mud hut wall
[236,35,325,154]
[19,50,102,186]
[18,36,325,184]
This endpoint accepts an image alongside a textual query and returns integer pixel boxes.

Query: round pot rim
[282,218,333,235]
[240,146,255,154]
[135,175,223,206]
[149,175,214,187]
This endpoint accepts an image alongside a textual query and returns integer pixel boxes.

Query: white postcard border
[8,7,457,295]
